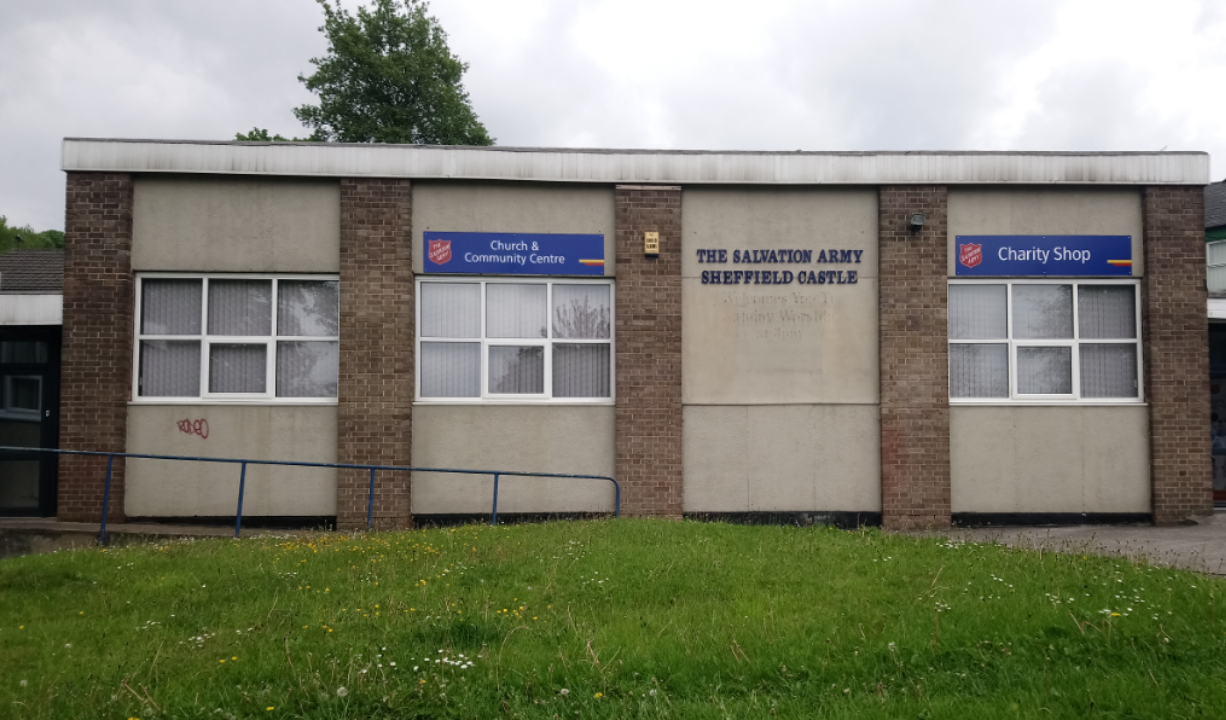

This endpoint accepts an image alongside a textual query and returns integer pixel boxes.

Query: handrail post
[366,468,376,530]
[491,473,500,526]
[97,454,114,546]
[614,481,621,518]
[234,461,248,539]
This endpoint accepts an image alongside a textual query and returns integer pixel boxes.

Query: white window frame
[949,278,1144,405]
[415,276,615,405]
[132,273,340,405]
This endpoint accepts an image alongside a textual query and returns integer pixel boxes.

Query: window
[1,375,41,418]
[417,278,613,402]
[1208,240,1226,293]
[134,275,339,401]
[948,280,1141,402]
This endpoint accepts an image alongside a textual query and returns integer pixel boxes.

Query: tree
[0,216,64,256]
[288,0,493,146]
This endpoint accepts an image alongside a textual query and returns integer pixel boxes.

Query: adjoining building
[1204,180,1226,503]
[21,140,1213,529]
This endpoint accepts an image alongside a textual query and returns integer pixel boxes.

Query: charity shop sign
[424,231,605,276]
[955,235,1133,277]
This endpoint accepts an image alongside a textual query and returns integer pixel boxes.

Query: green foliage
[2,521,1226,718]
[292,0,493,145]
[0,216,63,256]
[235,127,297,142]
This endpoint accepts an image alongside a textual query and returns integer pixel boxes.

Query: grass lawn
[2,520,1225,719]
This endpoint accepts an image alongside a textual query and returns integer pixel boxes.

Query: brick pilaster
[879,186,951,530]
[59,173,134,523]
[337,179,413,530]
[614,185,683,517]
[1143,186,1211,524]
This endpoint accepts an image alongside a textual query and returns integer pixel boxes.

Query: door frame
[0,325,61,517]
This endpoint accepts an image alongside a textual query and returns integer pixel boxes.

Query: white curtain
[420,342,480,397]
[142,279,201,335]
[1078,285,1135,339]
[278,281,339,337]
[487,284,547,338]
[209,344,266,393]
[1017,346,1071,394]
[553,285,611,339]
[949,343,1008,397]
[277,341,339,397]
[1080,344,1137,398]
[208,280,272,336]
[420,283,480,338]
[553,344,611,397]
[489,345,544,393]
[140,340,200,396]
[948,284,1006,339]
[1013,285,1073,339]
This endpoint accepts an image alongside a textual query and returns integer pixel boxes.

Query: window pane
[0,341,48,364]
[1013,285,1073,339]
[553,285,612,339]
[1017,346,1072,394]
[420,283,480,338]
[278,281,339,337]
[949,344,1008,398]
[487,284,547,338]
[6,376,40,412]
[140,340,200,397]
[949,285,1006,339]
[1081,344,1138,398]
[489,346,544,393]
[277,341,338,397]
[420,342,480,397]
[554,344,611,397]
[209,344,267,393]
[1078,285,1136,339]
[0,461,39,510]
[142,279,202,335]
[208,280,272,336]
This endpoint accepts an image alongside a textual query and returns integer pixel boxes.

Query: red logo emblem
[959,243,982,269]
[428,239,452,265]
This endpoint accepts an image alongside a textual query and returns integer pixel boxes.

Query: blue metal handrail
[0,446,621,544]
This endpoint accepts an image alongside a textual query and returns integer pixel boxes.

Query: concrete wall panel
[132,177,340,272]
[411,182,615,276]
[683,405,880,512]
[682,188,879,404]
[950,406,1150,513]
[411,405,615,514]
[125,405,338,517]
[948,188,1144,276]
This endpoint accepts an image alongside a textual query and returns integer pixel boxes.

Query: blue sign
[954,235,1133,277]
[424,232,605,275]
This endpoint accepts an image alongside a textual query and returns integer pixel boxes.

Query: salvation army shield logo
[959,243,983,269]
[428,239,452,265]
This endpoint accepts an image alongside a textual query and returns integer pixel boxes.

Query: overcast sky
[1,0,1223,231]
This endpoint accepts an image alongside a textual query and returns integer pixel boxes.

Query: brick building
[7,140,1212,528]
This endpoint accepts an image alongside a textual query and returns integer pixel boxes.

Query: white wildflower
[336,687,348,698]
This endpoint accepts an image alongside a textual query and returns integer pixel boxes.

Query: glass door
[0,330,59,516]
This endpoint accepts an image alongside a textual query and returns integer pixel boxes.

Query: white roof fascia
[0,294,63,326]
[62,139,1210,186]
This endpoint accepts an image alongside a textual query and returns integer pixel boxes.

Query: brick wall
[59,173,134,523]
[614,186,683,517]
[879,186,951,530]
[1143,186,1212,524]
[336,179,414,530]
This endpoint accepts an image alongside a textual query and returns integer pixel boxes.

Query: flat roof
[62,138,1210,186]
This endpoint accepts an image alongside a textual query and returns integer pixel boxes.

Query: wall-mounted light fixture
[909,213,926,233]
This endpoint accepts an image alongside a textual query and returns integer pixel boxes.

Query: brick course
[614,186,683,518]
[336,179,414,530]
[879,186,951,530]
[59,173,135,523]
[1143,186,1212,524]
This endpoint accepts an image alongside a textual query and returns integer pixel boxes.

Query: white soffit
[62,139,1209,185]
[0,295,63,326]
[1209,298,1226,320]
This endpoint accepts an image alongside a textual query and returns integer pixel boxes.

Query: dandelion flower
[266,707,274,711]
[337,687,348,697]
[559,689,569,696]
[594,692,603,698]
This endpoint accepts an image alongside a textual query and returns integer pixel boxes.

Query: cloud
[1,0,1223,230]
